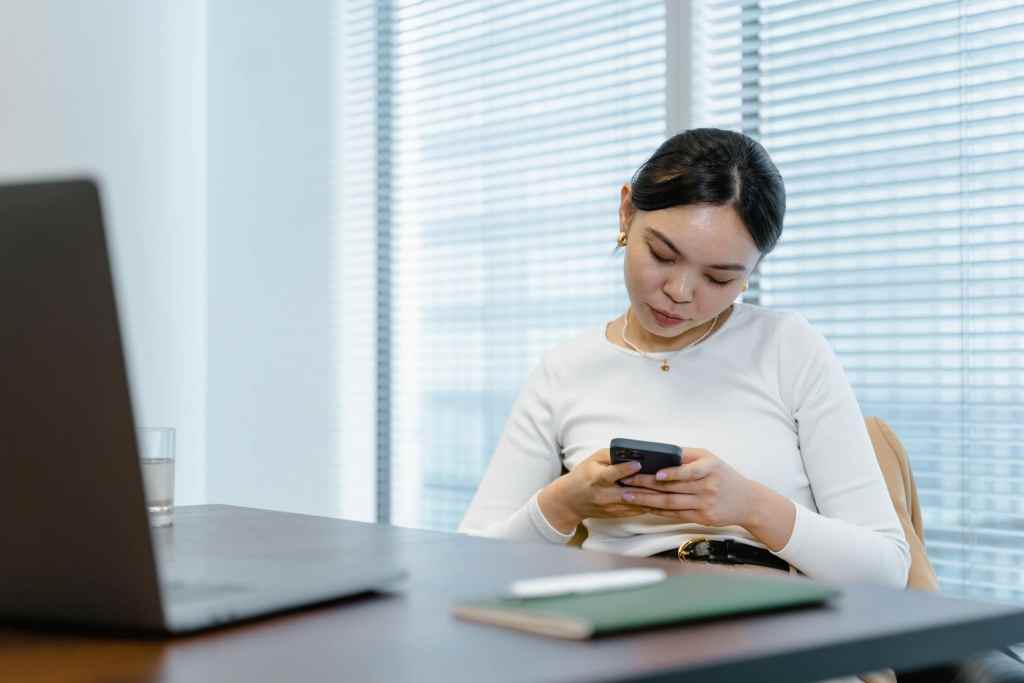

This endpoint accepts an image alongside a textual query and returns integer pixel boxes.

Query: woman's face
[619,184,761,347]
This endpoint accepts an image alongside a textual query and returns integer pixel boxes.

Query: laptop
[0,178,406,634]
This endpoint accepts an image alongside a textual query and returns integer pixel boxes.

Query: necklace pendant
[660,360,671,372]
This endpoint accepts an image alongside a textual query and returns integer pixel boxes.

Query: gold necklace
[621,308,722,372]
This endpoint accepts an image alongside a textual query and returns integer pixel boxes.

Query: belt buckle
[678,537,736,564]
[677,537,710,562]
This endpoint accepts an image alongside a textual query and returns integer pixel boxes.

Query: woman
[458,128,909,590]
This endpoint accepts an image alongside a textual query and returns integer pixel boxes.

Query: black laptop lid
[0,178,164,629]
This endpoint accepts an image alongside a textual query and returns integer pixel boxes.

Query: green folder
[451,573,838,640]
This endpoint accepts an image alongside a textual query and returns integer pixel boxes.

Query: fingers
[646,509,697,522]
[629,464,705,484]
[595,483,645,506]
[619,474,701,493]
[681,448,703,464]
[654,449,713,482]
[619,488,699,511]
[601,459,643,485]
[605,504,651,518]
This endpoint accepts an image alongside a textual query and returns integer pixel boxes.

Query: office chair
[864,417,1024,683]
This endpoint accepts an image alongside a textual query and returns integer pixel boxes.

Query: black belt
[652,538,791,572]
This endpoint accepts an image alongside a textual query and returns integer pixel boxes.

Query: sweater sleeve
[457,356,574,545]
[773,314,911,588]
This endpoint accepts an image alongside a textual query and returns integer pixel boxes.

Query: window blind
[337,0,381,522]
[378,0,667,531]
[693,0,1024,603]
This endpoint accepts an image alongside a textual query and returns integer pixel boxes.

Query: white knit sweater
[459,302,910,588]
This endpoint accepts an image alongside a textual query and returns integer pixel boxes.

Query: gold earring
[741,280,749,292]
[617,231,628,247]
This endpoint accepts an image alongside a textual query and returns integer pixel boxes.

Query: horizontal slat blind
[337,0,380,522]
[694,0,1024,602]
[385,0,665,531]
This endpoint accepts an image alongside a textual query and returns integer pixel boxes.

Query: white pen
[507,568,667,599]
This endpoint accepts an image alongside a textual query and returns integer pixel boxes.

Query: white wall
[1,1,364,519]
[206,0,345,517]
[0,1,208,504]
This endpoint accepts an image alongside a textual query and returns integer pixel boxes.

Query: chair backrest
[865,416,940,592]
[568,417,941,592]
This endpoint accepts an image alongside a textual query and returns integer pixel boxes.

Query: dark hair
[628,128,785,255]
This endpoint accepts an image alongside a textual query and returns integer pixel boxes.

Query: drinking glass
[139,427,175,527]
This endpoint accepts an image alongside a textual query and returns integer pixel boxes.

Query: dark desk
[3,504,1024,683]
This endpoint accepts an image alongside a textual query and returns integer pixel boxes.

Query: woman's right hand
[537,449,649,535]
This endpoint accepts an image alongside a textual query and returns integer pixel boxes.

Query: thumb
[603,459,642,484]
[589,448,611,465]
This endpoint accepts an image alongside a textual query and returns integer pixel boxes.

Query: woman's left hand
[617,448,756,528]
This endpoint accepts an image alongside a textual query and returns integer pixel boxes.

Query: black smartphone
[609,438,683,477]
